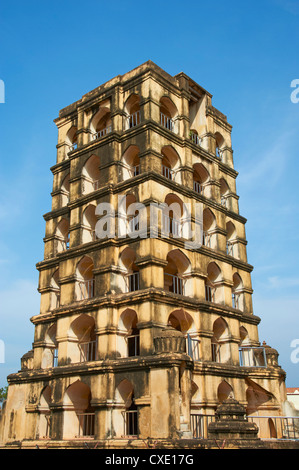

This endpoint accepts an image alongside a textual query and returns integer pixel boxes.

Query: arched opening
[119,247,140,292]
[55,218,70,253]
[164,250,191,296]
[193,163,209,195]
[124,94,141,129]
[190,129,201,146]
[118,309,140,358]
[63,381,95,439]
[160,97,178,132]
[82,204,97,243]
[90,106,112,140]
[205,262,222,303]
[82,155,100,194]
[202,208,217,248]
[211,317,230,363]
[41,323,58,369]
[168,309,199,360]
[226,221,237,257]
[215,132,224,159]
[161,145,180,181]
[121,145,140,179]
[68,314,97,363]
[232,273,244,310]
[60,173,70,206]
[246,379,275,418]
[66,126,78,154]
[162,194,185,238]
[75,256,95,300]
[220,178,230,208]
[50,268,60,310]
[114,379,138,437]
[38,386,52,439]
[217,380,234,403]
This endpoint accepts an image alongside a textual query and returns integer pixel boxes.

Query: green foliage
[0,386,8,404]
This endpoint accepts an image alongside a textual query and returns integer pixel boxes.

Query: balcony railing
[68,143,77,153]
[247,416,299,440]
[221,196,227,208]
[127,111,140,128]
[190,132,202,146]
[91,125,112,141]
[190,414,215,439]
[123,410,138,437]
[161,164,174,180]
[193,181,202,194]
[127,215,139,233]
[77,279,95,300]
[160,112,174,131]
[164,273,184,295]
[162,215,181,237]
[211,342,221,362]
[232,292,241,309]
[205,284,215,302]
[126,272,140,292]
[79,340,97,362]
[239,346,267,367]
[127,334,140,357]
[202,231,211,248]
[77,413,95,437]
[226,241,234,256]
[187,334,200,361]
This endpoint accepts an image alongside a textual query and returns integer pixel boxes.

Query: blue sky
[0,0,298,387]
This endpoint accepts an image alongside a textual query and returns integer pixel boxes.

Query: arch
[220,178,230,208]
[193,163,210,194]
[50,268,60,309]
[118,309,140,357]
[65,125,78,155]
[246,379,275,416]
[75,256,94,300]
[160,96,178,119]
[68,314,97,362]
[215,132,225,158]
[114,379,137,436]
[167,309,194,334]
[55,218,70,253]
[202,208,217,249]
[41,323,58,369]
[232,273,244,310]
[38,385,52,438]
[239,326,250,346]
[121,145,140,179]
[124,94,141,129]
[217,380,234,403]
[161,145,181,181]
[82,154,100,194]
[63,380,94,439]
[90,105,112,138]
[164,250,191,296]
[119,247,139,292]
[82,204,97,243]
[61,173,70,206]
[211,317,230,363]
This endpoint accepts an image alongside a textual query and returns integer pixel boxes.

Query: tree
[0,386,8,405]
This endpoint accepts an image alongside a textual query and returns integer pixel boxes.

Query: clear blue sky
[0,0,298,387]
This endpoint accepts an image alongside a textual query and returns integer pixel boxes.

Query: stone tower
[0,61,287,447]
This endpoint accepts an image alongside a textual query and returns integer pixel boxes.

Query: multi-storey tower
[0,62,287,446]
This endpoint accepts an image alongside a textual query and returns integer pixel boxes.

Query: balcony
[126,272,140,292]
[77,413,95,438]
[164,273,184,295]
[187,334,200,361]
[79,340,97,362]
[162,215,181,237]
[161,164,174,180]
[205,284,215,302]
[91,125,112,141]
[239,346,267,367]
[193,181,202,194]
[127,111,140,129]
[160,112,174,131]
[123,410,138,437]
[77,279,95,301]
[127,334,140,357]
[190,414,215,439]
[190,132,202,146]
